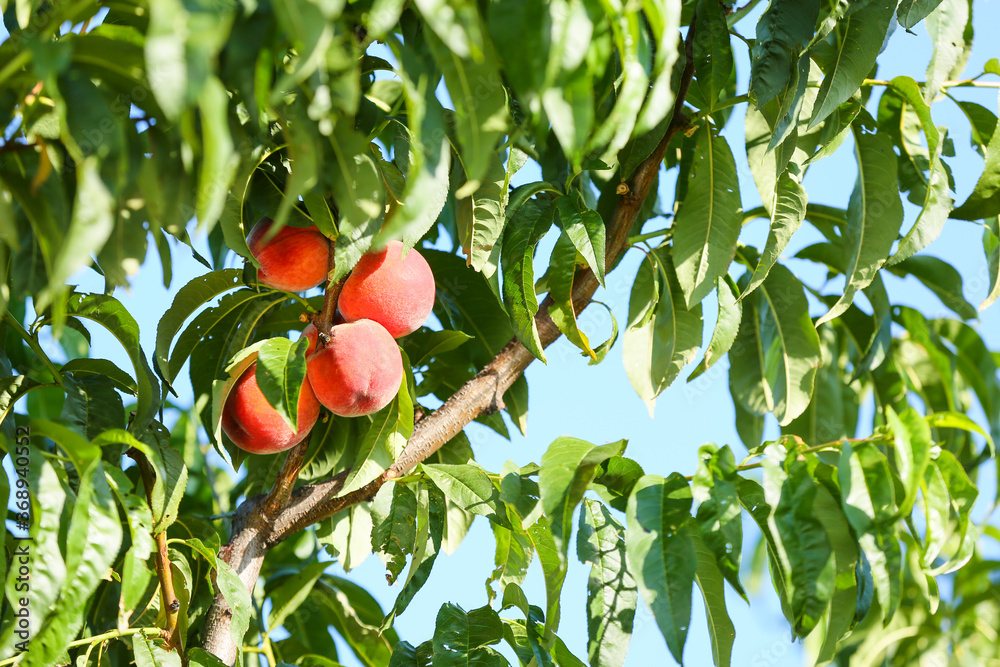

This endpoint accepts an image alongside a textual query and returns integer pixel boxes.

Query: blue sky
[5,2,1000,665]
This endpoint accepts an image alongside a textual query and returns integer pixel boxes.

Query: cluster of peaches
[221,218,436,455]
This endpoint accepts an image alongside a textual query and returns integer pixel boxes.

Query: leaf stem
[693,94,751,120]
[864,78,1000,89]
[0,627,168,666]
[2,310,64,386]
[628,227,672,244]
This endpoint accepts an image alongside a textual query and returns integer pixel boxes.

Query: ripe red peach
[338,240,436,338]
[221,362,321,454]
[306,320,403,417]
[247,217,330,292]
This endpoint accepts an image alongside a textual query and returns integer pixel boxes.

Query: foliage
[1,0,999,666]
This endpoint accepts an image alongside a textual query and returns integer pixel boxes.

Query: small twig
[0,627,169,666]
[127,449,182,653]
[262,441,310,516]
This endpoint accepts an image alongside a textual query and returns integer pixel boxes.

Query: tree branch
[267,13,700,544]
[203,15,699,663]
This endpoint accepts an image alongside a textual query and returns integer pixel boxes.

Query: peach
[247,217,330,292]
[306,320,403,417]
[221,362,321,454]
[339,240,436,338]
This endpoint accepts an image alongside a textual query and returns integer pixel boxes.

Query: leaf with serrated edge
[255,337,309,431]
[688,276,742,382]
[625,473,695,664]
[809,0,896,128]
[816,110,904,326]
[672,124,742,308]
[557,194,606,287]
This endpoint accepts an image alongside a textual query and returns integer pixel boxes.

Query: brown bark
[201,17,698,663]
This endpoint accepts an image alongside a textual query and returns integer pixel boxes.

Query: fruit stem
[313,239,346,347]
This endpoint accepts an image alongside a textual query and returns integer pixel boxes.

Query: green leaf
[422,462,508,528]
[816,109,904,326]
[527,516,567,635]
[556,194,606,287]
[691,532,734,667]
[838,442,902,622]
[897,0,946,28]
[331,132,386,283]
[672,124,743,308]
[625,474,696,664]
[586,10,650,164]
[982,217,1000,311]
[61,373,125,439]
[689,276,742,381]
[886,407,932,516]
[501,200,555,361]
[430,603,506,667]
[378,42,451,250]
[403,329,475,367]
[693,0,734,110]
[425,249,513,359]
[693,449,746,601]
[922,450,978,574]
[488,524,533,600]
[22,426,122,666]
[810,480,860,664]
[339,385,413,496]
[196,76,238,232]
[952,97,1000,221]
[925,411,995,455]
[808,0,896,128]
[924,0,972,102]
[729,259,821,425]
[134,634,183,667]
[318,504,374,572]
[155,268,244,384]
[539,436,625,558]
[35,158,114,315]
[634,0,681,135]
[622,251,703,411]
[371,481,419,584]
[424,34,508,191]
[314,575,400,666]
[885,255,978,320]
[547,231,595,360]
[386,484,447,622]
[65,293,160,431]
[749,0,820,107]
[771,456,833,636]
[266,560,329,633]
[145,0,190,120]
[459,152,506,271]
[742,170,807,299]
[577,499,636,667]
[254,337,309,431]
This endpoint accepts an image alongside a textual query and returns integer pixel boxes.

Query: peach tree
[1,0,999,666]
